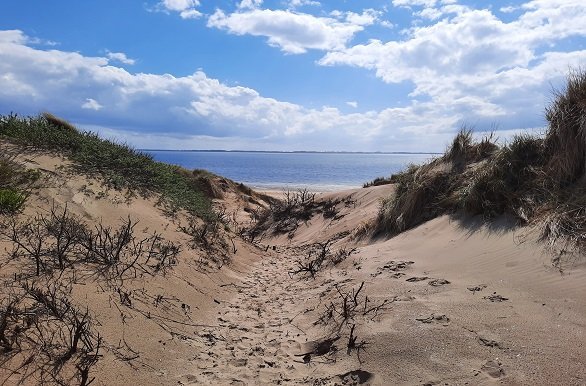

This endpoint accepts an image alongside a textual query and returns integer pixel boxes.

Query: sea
[145,151,436,192]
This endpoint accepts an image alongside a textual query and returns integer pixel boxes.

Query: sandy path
[177,247,336,385]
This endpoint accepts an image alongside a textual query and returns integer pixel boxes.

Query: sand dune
[1,145,585,385]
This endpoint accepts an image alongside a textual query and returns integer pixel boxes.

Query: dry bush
[0,280,101,385]
[316,281,389,329]
[289,239,357,278]
[179,215,231,267]
[2,205,179,281]
[246,188,318,236]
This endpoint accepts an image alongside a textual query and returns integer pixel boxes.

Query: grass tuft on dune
[0,113,214,219]
[376,69,586,252]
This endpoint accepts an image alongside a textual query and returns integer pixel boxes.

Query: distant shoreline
[141,149,441,155]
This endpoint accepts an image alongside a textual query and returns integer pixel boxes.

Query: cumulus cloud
[156,0,202,19]
[0,16,583,152]
[207,8,377,54]
[500,6,519,13]
[319,0,586,130]
[106,51,135,65]
[81,98,103,111]
[288,0,321,9]
[392,0,456,9]
[238,0,263,10]
[0,29,474,151]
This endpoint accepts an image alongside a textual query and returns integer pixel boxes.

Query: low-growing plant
[0,189,26,214]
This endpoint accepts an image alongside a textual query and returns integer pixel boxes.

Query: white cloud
[392,0,457,9]
[0,22,583,152]
[500,6,518,13]
[380,20,394,29]
[179,9,202,19]
[0,30,26,44]
[416,7,443,20]
[288,0,321,8]
[207,8,377,54]
[156,0,202,19]
[393,0,438,7]
[160,0,199,12]
[106,51,135,65]
[238,0,263,10]
[0,29,476,152]
[319,1,586,133]
[82,98,103,111]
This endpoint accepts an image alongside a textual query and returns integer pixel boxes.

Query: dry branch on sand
[289,239,357,279]
[2,204,180,282]
[246,189,356,240]
[0,280,102,385]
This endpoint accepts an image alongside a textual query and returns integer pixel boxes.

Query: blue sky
[0,0,585,151]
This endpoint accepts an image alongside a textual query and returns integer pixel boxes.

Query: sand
[1,144,584,385]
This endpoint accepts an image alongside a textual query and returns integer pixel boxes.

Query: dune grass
[0,113,214,219]
[375,69,586,252]
[0,151,39,213]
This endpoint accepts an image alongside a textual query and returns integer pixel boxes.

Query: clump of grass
[0,188,27,214]
[544,68,586,186]
[458,134,545,219]
[375,68,586,253]
[0,152,39,214]
[375,165,454,234]
[363,176,392,188]
[0,113,213,218]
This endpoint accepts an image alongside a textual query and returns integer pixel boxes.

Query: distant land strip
[140,149,442,155]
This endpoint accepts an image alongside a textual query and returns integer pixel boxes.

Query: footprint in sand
[481,359,505,378]
[478,336,502,348]
[337,369,374,384]
[467,284,487,294]
[428,278,450,286]
[372,260,414,277]
[391,295,416,302]
[483,293,509,302]
[406,276,430,282]
[416,314,450,325]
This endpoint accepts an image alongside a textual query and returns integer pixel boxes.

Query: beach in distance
[146,150,435,191]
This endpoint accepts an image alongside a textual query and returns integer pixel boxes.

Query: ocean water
[145,151,435,191]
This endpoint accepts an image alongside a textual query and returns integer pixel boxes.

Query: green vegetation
[0,113,213,218]
[375,69,586,252]
[0,188,27,214]
[363,176,392,188]
[0,152,38,214]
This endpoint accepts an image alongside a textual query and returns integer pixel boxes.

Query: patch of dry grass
[375,68,586,253]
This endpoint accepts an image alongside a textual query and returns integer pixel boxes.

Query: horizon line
[139,149,442,155]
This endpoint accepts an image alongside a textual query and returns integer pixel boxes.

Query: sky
[0,0,585,152]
